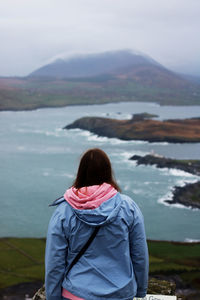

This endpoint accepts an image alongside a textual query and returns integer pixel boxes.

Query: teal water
[0,102,200,241]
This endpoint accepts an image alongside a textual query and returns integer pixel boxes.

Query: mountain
[28,50,195,90]
[29,50,162,78]
[1,50,200,111]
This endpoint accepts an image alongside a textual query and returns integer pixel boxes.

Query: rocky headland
[131,154,200,209]
[64,114,200,143]
[130,154,200,176]
[166,181,200,209]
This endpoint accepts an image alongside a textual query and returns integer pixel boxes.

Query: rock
[32,285,45,300]
[33,279,176,299]
[148,277,176,295]
[166,181,200,209]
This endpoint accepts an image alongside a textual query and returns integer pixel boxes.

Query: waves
[42,170,74,178]
[184,238,200,243]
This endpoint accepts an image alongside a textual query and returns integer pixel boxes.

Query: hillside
[0,50,200,110]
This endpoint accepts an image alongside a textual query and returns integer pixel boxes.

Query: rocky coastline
[64,114,200,143]
[166,181,200,209]
[131,154,200,209]
[130,154,200,176]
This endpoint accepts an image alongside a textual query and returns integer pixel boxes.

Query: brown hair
[73,148,120,191]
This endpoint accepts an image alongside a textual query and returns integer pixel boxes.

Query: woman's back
[45,148,148,300]
[45,189,148,300]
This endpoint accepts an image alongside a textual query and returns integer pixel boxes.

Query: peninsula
[64,114,200,143]
[131,154,200,209]
[130,154,200,176]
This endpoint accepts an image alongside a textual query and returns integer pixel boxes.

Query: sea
[0,101,200,241]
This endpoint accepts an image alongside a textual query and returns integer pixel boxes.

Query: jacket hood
[72,192,122,226]
[64,183,117,210]
[51,184,121,226]
[63,183,120,226]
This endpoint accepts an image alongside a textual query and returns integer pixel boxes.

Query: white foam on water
[43,172,50,177]
[124,183,131,191]
[168,168,195,177]
[42,170,74,179]
[17,145,71,154]
[17,127,69,138]
[158,179,200,210]
[151,142,169,146]
[87,134,113,143]
[159,167,198,178]
[66,129,151,145]
[158,190,187,209]
[119,151,148,160]
[132,189,144,195]
[175,178,199,186]
[184,238,200,243]
[59,172,74,179]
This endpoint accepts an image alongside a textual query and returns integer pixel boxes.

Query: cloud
[0,0,200,76]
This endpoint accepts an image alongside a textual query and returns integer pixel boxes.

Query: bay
[0,102,200,241]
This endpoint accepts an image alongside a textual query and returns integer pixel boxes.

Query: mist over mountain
[29,50,162,79]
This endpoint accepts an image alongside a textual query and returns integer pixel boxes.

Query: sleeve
[45,209,68,300]
[129,205,149,298]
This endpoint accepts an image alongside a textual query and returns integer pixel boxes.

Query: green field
[0,238,200,295]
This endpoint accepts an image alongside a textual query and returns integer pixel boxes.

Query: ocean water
[0,102,200,241]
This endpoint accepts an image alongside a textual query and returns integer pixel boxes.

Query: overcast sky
[0,0,200,76]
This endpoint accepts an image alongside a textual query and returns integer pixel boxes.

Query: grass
[148,240,200,290]
[1,76,200,111]
[0,238,200,291]
[0,238,45,288]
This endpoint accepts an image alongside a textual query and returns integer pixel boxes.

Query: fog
[0,0,200,76]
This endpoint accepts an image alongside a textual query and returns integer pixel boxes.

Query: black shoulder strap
[66,226,100,275]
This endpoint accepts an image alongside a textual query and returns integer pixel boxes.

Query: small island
[131,154,200,209]
[64,114,200,143]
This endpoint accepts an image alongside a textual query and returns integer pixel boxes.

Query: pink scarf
[64,182,117,210]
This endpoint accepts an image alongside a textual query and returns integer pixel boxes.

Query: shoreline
[1,100,200,113]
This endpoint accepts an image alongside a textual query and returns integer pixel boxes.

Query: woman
[45,148,149,300]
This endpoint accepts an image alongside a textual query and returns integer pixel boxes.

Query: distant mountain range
[0,50,200,110]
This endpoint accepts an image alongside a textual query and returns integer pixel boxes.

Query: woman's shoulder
[49,196,74,221]
[119,193,143,218]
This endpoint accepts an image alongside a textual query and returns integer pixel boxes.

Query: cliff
[64,115,200,143]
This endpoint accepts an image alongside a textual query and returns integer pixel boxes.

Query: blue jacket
[45,193,149,300]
